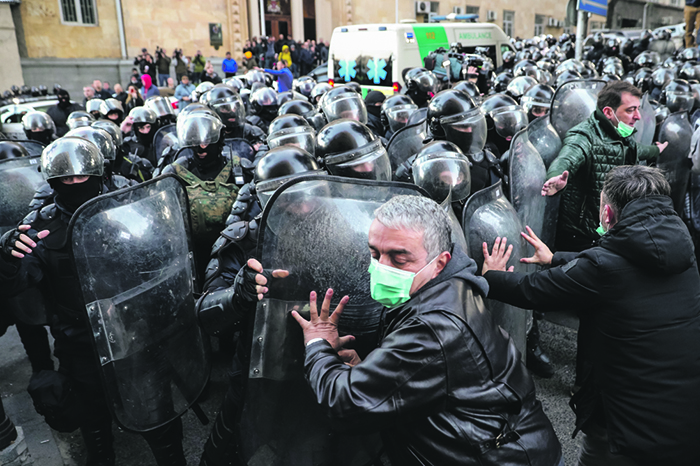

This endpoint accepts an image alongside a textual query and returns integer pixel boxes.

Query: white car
[653,23,685,49]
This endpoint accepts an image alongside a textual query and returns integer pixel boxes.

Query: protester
[124,83,145,112]
[222,51,238,78]
[174,74,195,109]
[140,74,160,99]
[262,60,293,92]
[92,79,112,100]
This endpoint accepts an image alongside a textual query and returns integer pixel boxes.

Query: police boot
[142,417,186,466]
[80,420,115,466]
[199,392,243,466]
[0,399,18,451]
[526,316,554,379]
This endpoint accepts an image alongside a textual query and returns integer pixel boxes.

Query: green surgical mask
[596,222,606,236]
[612,112,635,138]
[368,256,437,308]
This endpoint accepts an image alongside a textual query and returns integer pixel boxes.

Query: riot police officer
[0,137,187,466]
[21,112,56,146]
[122,107,160,166]
[92,119,153,183]
[403,67,439,108]
[99,98,125,125]
[381,94,418,139]
[247,87,278,134]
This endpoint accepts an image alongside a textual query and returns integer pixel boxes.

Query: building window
[466,5,479,15]
[503,10,514,37]
[534,14,545,36]
[670,0,680,6]
[60,0,98,26]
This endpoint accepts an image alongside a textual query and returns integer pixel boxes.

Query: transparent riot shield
[462,180,530,357]
[440,189,468,252]
[550,79,606,140]
[153,123,176,164]
[241,175,426,466]
[509,127,547,272]
[0,156,49,326]
[658,111,693,213]
[224,137,256,162]
[634,93,656,146]
[68,175,209,432]
[386,115,428,173]
[0,156,44,235]
[527,115,562,169]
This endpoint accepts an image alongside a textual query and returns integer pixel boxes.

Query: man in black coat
[293,195,563,466]
[482,165,700,466]
[46,89,84,137]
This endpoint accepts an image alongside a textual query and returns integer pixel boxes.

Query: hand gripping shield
[462,180,531,357]
[241,174,427,466]
[658,111,693,213]
[550,79,606,140]
[67,175,209,432]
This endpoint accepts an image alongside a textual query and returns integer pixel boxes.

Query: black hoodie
[485,195,700,465]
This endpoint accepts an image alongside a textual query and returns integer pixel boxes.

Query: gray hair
[602,165,671,214]
[374,195,452,261]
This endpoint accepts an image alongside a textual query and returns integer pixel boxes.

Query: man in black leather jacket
[293,195,562,466]
[482,165,700,466]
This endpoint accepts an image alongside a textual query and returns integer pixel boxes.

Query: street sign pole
[575,0,607,60]
[575,9,587,60]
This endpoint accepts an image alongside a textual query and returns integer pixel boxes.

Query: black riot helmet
[66,126,117,162]
[381,94,418,133]
[555,70,583,89]
[145,96,176,125]
[315,119,391,181]
[223,77,245,93]
[38,85,48,96]
[86,99,104,119]
[206,86,246,132]
[591,32,605,48]
[177,112,226,168]
[662,79,695,113]
[251,87,279,121]
[22,111,56,144]
[580,61,599,79]
[66,110,95,130]
[634,67,654,93]
[453,80,482,104]
[245,70,267,88]
[193,81,215,101]
[427,90,486,156]
[640,29,653,42]
[0,141,30,160]
[277,90,307,106]
[177,102,208,120]
[267,114,316,155]
[501,51,516,68]
[100,98,125,124]
[403,68,439,107]
[521,83,554,122]
[309,82,332,105]
[199,84,235,106]
[30,86,40,97]
[678,62,698,81]
[555,58,586,75]
[601,73,621,83]
[41,136,104,181]
[513,59,538,77]
[279,99,316,118]
[10,85,20,96]
[602,61,624,77]
[604,37,621,56]
[634,51,661,70]
[505,76,537,103]
[254,146,323,209]
[680,47,700,62]
[294,76,317,98]
[481,93,528,156]
[92,119,124,147]
[129,107,159,146]
[492,72,513,93]
[655,29,672,41]
[411,140,471,202]
[319,86,367,124]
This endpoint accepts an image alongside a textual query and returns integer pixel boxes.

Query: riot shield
[68,175,209,432]
[658,111,693,213]
[242,175,426,466]
[224,137,255,162]
[462,180,530,357]
[634,93,656,146]
[439,189,468,252]
[386,115,428,174]
[527,115,562,169]
[550,79,606,140]
[0,156,44,235]
[509,127,547,272]
[13,140,45,157]
[0,156,49,326]
[152,123,176,163]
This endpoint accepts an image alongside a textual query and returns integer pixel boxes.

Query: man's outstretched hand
[520,226,553,266]
[482,237,514,275]
[292,288,355,350]
[542,170,569,196]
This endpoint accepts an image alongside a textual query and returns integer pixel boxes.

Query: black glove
[1,228,37,261]
[233,263,274,303]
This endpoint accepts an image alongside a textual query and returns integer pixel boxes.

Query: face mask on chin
[610,111,635,138]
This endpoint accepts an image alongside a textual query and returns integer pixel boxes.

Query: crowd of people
[1,26,700,466]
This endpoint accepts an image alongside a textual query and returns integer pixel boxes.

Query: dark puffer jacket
[547,109,659,244]
[485,195,700,465]
[303,247,562,466]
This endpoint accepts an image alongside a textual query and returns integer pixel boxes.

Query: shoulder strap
[172,162,201,187]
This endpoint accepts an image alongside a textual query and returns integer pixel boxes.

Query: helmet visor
[412,152,471,202]
[321,93,368,124]
[42,137,104,180]
[324,140,391,181]
[386,104,418,133]
[666,92,695,113]
[177,115,223,147]
[212,97,246,129]
[267,126,316,155]
[491,106,529,140]
[440,108,488,155]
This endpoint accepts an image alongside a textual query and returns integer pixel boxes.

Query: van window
[332,53,394,87]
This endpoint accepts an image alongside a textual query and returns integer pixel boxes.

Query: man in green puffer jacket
[542,81,668,253]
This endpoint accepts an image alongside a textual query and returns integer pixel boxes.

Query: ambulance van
[328,21,513,97]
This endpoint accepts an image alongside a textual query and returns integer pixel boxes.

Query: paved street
[1,317,581,465]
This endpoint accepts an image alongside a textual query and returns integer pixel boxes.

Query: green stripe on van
[412,25,449,61]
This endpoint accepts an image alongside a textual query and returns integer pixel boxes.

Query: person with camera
[155,47,172,87]
[173,48,189,82]
[134,48,154,77]
[192,50,206,84]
